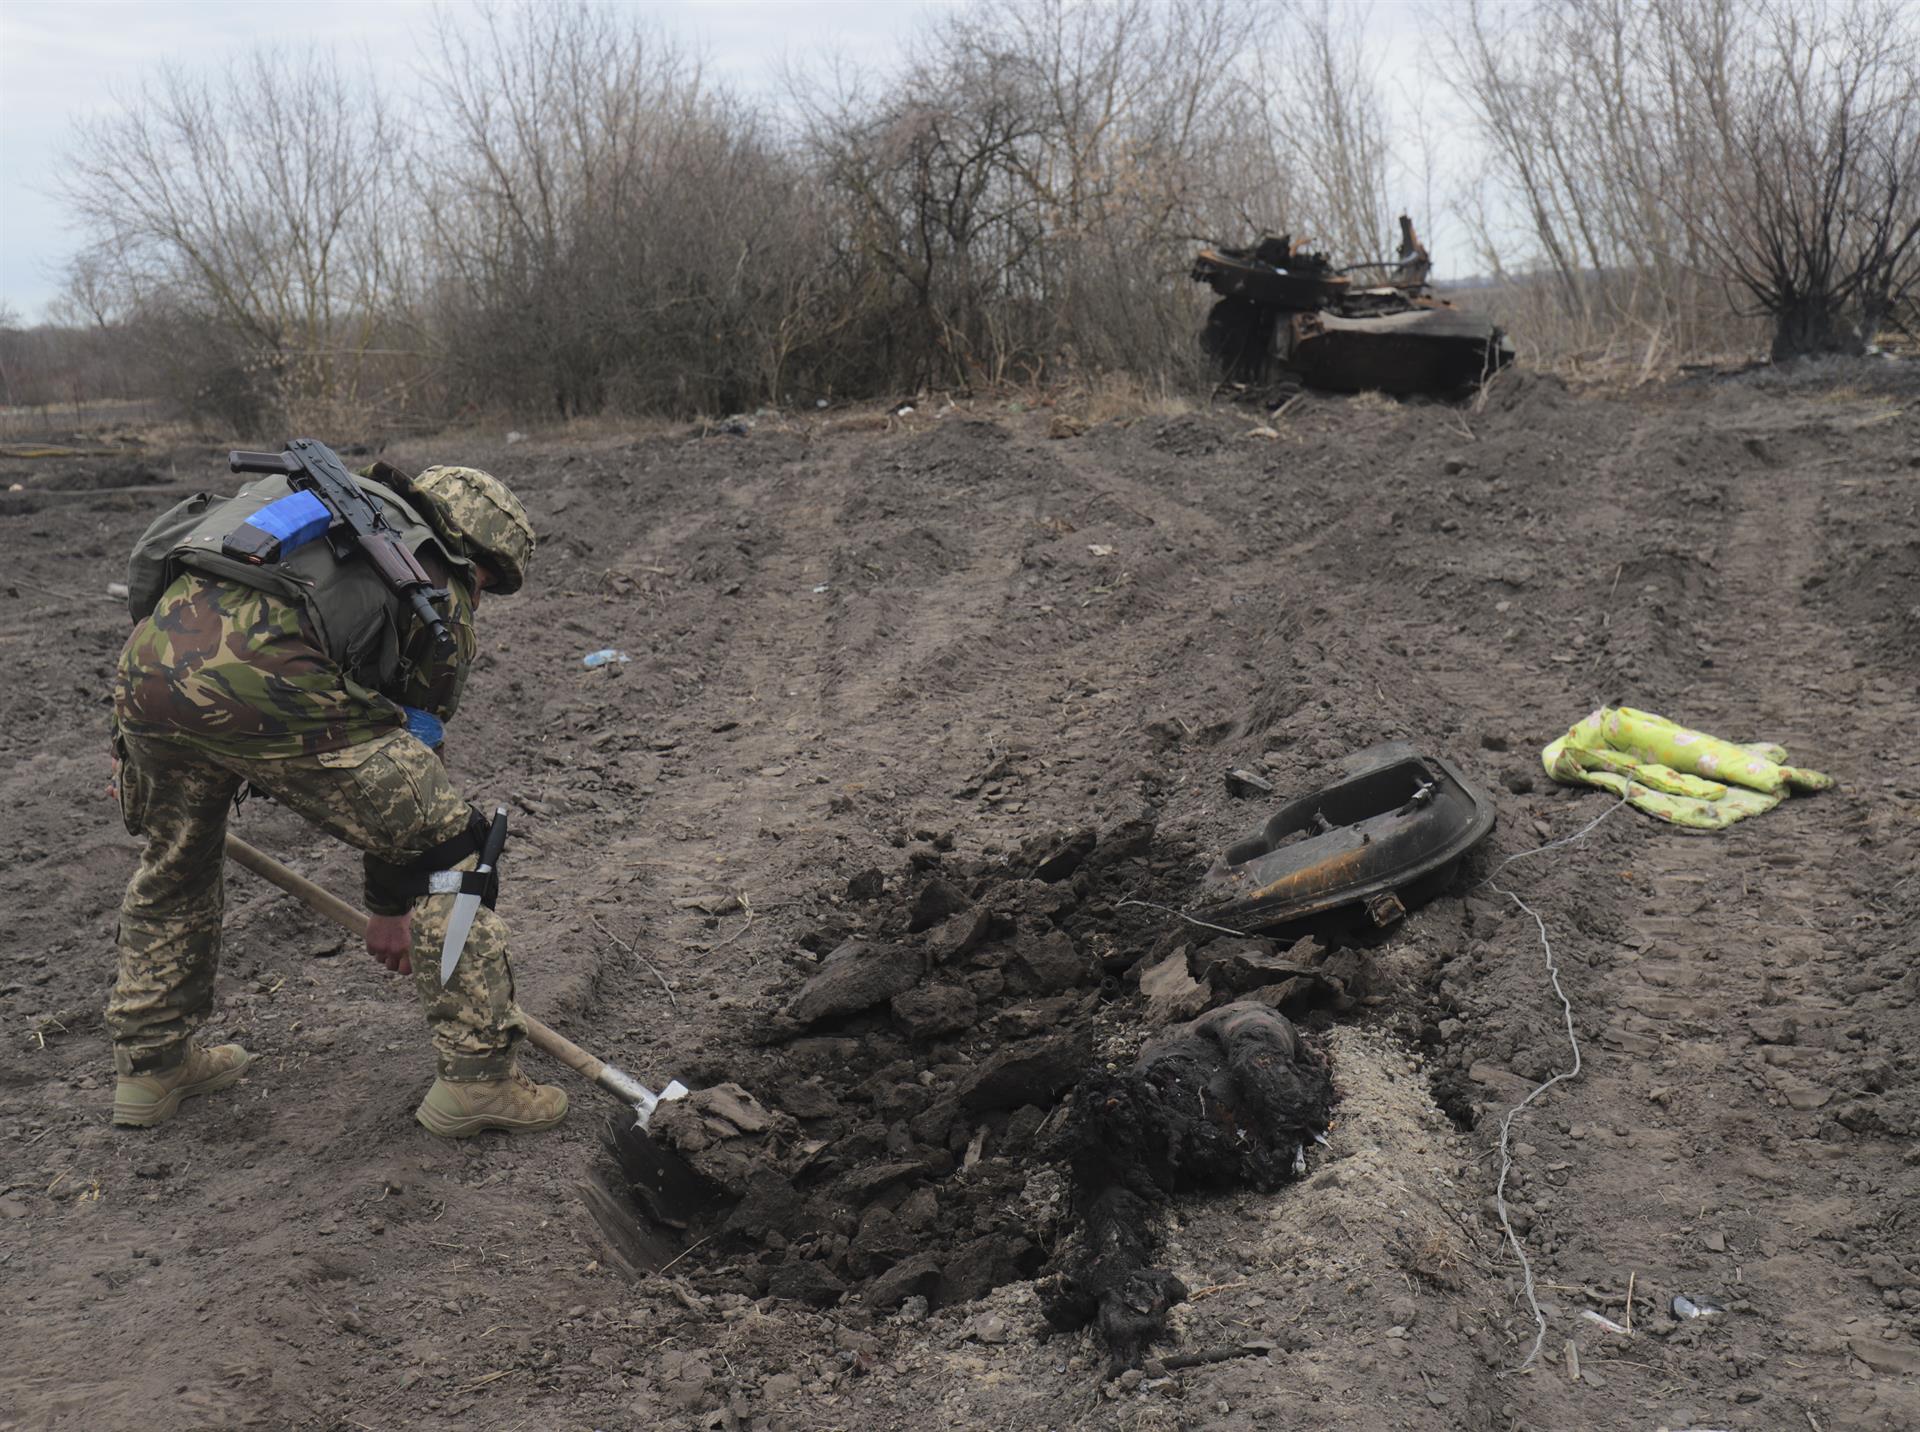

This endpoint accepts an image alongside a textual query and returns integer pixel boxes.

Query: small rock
[964,1312,1011,1344]
[937,1232,1039,1305]
[845,869,885,902]
[1704,1231,1727,1253]
[1006,930,1092,995]
[1027,827,1097,882]
[1866,1255,1906,1290]
[954,1031,1089,1112]
[1191,938,1312,994]
[0,1197,28,1218]
[1783,1081,1832,1111]
[767,1261,847,1308]
[866,1252,943,1310]
[1849,1337,1920,1376]
[908,878,971,932]
[891,984,979,1039]
[787,940,925,1024]
[925,908,992,963]
[685,1082,774,1135]
[1139,949,1210,1025]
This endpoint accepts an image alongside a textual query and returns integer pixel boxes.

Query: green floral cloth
[1542,705,1832,829]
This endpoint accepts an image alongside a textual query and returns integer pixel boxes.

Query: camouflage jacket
[113,561,477,760]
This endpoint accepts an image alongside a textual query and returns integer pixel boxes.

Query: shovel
[224,834,690,1129]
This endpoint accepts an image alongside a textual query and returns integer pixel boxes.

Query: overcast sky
[0,0,948,321]
[1,0,1461,323]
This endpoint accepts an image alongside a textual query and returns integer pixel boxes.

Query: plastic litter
[402,706,445,749]
[506,430,527,444]
[1223,767,1275,797]
[1670,1293,1725,1320]
[1580,1309,1628,1335]
[811,584,829,594]
[583,649,631,668]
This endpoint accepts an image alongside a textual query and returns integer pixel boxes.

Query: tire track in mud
[1447,401,1920,1430]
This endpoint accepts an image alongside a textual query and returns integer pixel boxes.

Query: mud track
[2,365,1917,1431]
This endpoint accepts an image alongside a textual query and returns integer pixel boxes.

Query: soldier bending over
[106,458,566,1138]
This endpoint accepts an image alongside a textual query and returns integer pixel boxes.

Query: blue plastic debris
[583,649,631,668]
[402,706,445,749]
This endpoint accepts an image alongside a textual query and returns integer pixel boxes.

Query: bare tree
[419,3,836,416]
[1438,0,1919,366]
[58,52,414,431]
[1664,0,1920,357]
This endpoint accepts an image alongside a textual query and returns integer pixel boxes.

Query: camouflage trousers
[110,729,526,1080]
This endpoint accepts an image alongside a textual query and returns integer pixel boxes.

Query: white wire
[1113,898,1249,938]
[1476,790,1628,1373]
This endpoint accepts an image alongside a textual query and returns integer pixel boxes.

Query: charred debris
[1194,216,1515,397]
[598,752,1496,1368]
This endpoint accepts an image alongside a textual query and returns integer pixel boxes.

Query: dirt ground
[2,362,1918,1432]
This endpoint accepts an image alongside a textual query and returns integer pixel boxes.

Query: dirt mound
[605,822,1181,1314]
[605,819,1345,1368]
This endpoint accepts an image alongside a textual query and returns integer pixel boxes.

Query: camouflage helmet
[409,466,535,595]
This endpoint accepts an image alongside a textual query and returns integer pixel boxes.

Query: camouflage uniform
[108,465,535,1084]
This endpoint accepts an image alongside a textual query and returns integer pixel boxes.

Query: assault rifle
[226,438,454,653]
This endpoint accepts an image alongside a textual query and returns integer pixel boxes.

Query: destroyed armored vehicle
[1193,218,1514,396]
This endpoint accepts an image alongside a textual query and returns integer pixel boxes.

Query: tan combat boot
[415,1066,568,1138]
[112,1043,253,1127]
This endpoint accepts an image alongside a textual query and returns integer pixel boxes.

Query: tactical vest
[125,474,471,692]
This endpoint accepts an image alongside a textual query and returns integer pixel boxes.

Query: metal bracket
[1365,891,1407,927]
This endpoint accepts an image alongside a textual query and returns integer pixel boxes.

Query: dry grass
[1346,389,1401,414]
[1056,372,1198,426]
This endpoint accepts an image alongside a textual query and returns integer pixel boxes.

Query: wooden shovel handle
[222,833,581,1072]
[225,834,368,936]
